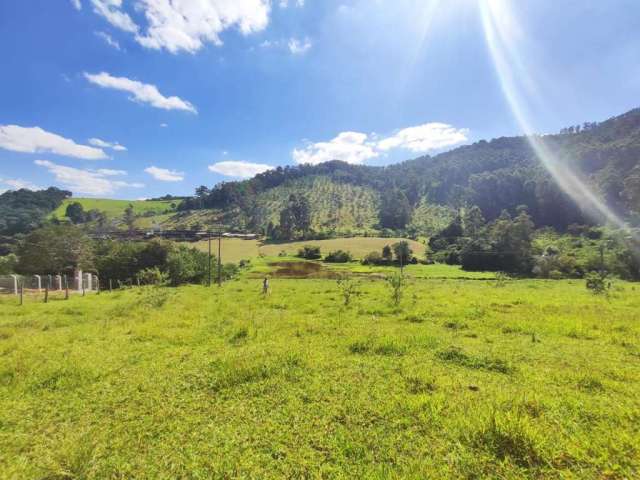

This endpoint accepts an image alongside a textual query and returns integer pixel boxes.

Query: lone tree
[392,241,413,267]
[382,245,393,264]
[65,202,86,224]
[123,204,136,232]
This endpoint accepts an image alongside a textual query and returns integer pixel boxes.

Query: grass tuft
[436,347,514,374]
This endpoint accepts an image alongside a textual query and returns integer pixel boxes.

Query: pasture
[189,236,426,264]
[51,198,178,220]
[0,262,639,479]
[258,237,426,259]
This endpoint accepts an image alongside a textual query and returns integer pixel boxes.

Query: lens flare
[479,0,633,236]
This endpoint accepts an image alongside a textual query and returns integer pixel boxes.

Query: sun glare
[478,0,635,241]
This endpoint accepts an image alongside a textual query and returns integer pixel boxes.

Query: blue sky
[0,0,639,199]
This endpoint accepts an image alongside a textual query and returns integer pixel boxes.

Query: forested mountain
[182,107,640,235]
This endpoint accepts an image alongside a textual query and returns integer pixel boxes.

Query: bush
[362,251,384,266]
[385,272,405,306]
[532,250,579,278]
[324,250,353,263]
[136,267,169,286]
[94,239,172,282]
[585,272,610,295]
[221,263,240,281]
[166,245,212,286]
[336,275,359,306]
[297,245,321,260]
[0,254,18,275]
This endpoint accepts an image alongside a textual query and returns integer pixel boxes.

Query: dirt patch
[267,261,338,279]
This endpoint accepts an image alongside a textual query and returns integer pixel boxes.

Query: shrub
[469,411,547,467]
[585,271,610,295]
[362,251,384,265]
[221,263,240,281]
[336,276,359,306]
[297,245,321,260]
[166,245,211,286]
[325,250,353,263]
[136,267,168,286]
[533,250,579,278]
[385,272,405,306]
[0,254,17,275]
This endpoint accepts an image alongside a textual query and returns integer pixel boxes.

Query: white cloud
[84,72,197,113]
[292,122,469,165]
[377,123,469,153]
[208,161,273,178]
[144,166,184,182]
[160,123,168,128]
[0,178,42,191]
[90,0,138,33]
[288,37,312,55]
[88,137,127,151]
[95,31,121,50]
[279,0,304,7]
[35,160,143,195]
[94,168,127,176]
[293,132,379,165]
[70,0,82,10]
[0,125,107,160]
[260,39,277,48]
[90,0,270,54]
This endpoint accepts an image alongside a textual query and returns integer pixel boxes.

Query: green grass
[1,268,639,478]
[51,198,178,220]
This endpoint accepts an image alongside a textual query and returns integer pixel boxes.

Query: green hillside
[51,198,179,220]
[253,176,380,234]
[180,107,640,235]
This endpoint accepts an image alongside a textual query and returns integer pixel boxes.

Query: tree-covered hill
[182,107,640,235]
[0,187,71,254]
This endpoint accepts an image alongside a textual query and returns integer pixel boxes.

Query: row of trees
[362,242,416,267]
[10,224,236,286]
[65,202,108,226]
[428,206,640,279]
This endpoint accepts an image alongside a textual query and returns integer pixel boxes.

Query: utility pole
[217,231,222,286]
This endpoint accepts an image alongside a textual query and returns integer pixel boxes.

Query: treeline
[8,224,238,286]
[428,207,640,280]
[178,107,640,235]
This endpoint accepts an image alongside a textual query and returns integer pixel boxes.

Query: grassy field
[1,262,639,478]
[189,236,427,264]
[259,237,426,259]
[51,198,178,220]
[191,237,263,263]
